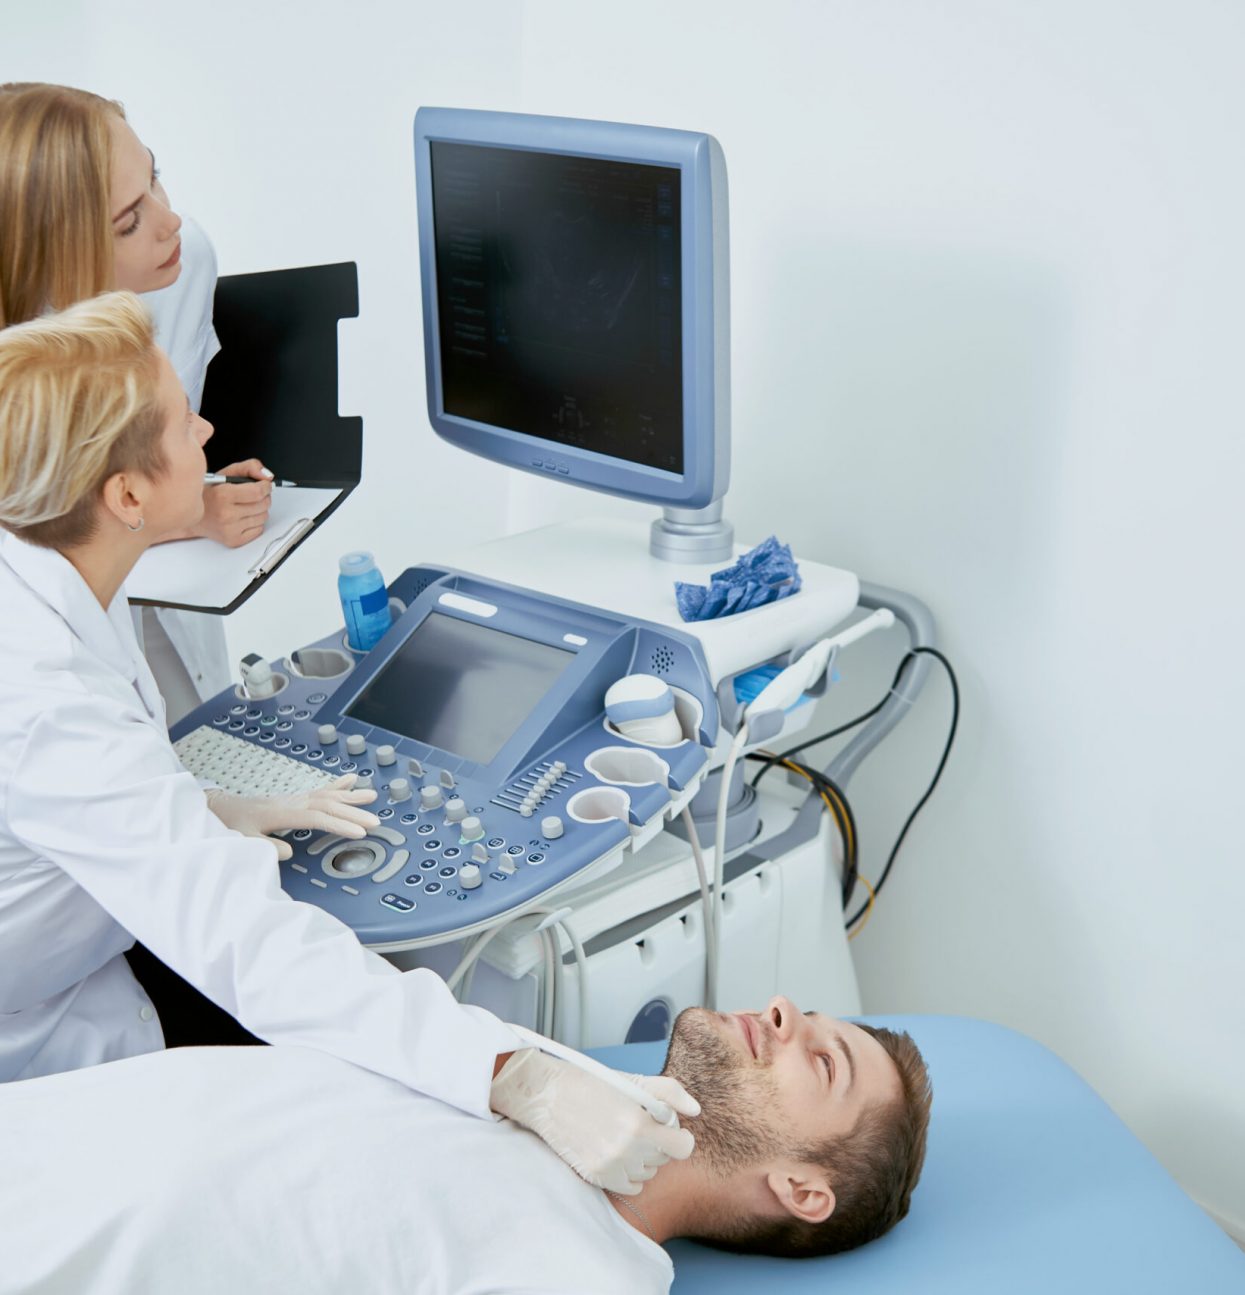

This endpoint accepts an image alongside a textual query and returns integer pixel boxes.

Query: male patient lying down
[0,996,931,1294]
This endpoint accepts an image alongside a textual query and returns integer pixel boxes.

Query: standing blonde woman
[0,81,270,722]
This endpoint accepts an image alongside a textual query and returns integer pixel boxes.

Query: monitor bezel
[414,107,729,509]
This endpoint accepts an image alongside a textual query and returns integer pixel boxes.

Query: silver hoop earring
[127,517,145,533]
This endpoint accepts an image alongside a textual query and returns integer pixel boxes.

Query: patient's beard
[662,1009,782,1178]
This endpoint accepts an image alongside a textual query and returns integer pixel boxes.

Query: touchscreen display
[345,612,574,765]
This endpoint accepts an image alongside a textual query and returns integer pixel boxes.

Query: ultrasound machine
[170,107,935,1049]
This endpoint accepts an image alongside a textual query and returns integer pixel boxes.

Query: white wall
[6,0,1244,1240]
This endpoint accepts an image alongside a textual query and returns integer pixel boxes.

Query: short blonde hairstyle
[0,291,167,549]
[0,82,126,328]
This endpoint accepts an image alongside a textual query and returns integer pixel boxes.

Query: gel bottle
[338,551,392,652]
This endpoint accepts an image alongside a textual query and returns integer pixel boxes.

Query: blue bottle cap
[339,551,376,575]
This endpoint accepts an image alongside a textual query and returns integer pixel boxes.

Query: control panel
[171,566,718,949]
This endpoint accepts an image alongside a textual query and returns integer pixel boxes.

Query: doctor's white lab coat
[0,532,518,1107]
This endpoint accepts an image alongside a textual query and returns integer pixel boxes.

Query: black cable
[845,646,959,929]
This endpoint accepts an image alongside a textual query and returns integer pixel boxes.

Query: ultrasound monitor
[414,108,732,559]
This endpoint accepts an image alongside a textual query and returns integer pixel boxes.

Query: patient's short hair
[0,290,165,549]
[707,1024,932,1258]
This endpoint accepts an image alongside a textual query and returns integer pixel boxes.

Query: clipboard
[128,262,362,615]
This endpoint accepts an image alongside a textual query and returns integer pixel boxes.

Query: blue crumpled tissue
[675,535,802,622]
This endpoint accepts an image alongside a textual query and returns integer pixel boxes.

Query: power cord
[746,645,959,932]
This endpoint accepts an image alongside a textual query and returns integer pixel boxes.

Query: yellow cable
[847,874,876,940]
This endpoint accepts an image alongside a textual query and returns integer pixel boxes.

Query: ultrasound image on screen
[345,613,574,765]
[430,140,683,474]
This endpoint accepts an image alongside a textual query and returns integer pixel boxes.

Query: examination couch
[593,1015,1245,1294]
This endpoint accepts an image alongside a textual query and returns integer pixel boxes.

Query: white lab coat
[0,531,519,1106]
[131,215,231,717]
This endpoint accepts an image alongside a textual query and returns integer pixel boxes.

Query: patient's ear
[766,1167,835,1225]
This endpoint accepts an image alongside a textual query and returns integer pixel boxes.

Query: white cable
[710,724,749,1011]
[541,927,556,1036]
[681,806,716,1008]
[555,916,591,1048]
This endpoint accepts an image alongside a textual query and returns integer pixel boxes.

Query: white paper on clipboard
[126,485,343,610]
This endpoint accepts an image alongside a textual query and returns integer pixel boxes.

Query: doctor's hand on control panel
[205,772,380,860]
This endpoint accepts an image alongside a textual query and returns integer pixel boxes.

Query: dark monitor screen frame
[414,107,730,511]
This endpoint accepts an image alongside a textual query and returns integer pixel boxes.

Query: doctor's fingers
[216,458,273,484]
[643,1121,695,1162]
[632,1074,701,1118]
[219,479,273,506]
[294,804,382,836]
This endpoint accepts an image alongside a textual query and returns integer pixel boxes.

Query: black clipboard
[128,261,361,615]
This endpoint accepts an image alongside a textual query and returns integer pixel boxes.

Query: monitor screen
[430,140,684,474]
[344,613,574,765]
[415,108,730,513]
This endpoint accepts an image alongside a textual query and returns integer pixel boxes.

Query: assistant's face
[109,117,182,293]
[145,349,212,539]
[663,997,899,1175]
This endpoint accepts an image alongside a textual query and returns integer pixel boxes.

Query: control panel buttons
[420,785,443,811]
[490,871,509,882]
[444,797,467,824]
[408,757,424,778]
[527,853,546,865]
[307,693,328,705]
[230,704,247,715]
[276,721,293,732]
[291,743,308,755]
[459,815,485,843]
[443,847,461,860]
[380,893,415,913]
[228,720,245,731]
[340,761,357,773]
[291,829,313,841]
[212,714,229,725]
[471,843,490,865]
[323,755,340,768]
[294,710,311,721]
[317,724,339,745]
[259,732,276,743]
[345,734,367,756]
[400,813,418,825]
[376,744,396,767]
[541,816,564,840]
[439,769,456,790]
[423,838,442,851]
[243,726,260,737]
[377,807,394,820]
[499,858,517,876]
[506,845,524,856]
[389,778,412,804]
[416,823,434,836]
[245,709,263,720]
[274,738,291,749]
[355,774,373,790]
[277,704,295,716]
[487,837,506,850]
[458,864,482,890]
[424,881,442,894]
[307,749,323,762]
[438,866,456,878]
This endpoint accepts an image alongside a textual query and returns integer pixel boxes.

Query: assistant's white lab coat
[0,532,519,1105]
[132,215,231,717]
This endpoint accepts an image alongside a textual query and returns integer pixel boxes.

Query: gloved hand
[205,774,379,860]
[490,1048,699,1195]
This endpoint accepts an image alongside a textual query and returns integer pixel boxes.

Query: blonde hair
[0,291,166,549]
[0,82,126,328]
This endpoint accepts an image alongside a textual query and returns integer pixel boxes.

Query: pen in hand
[204,473,299,487]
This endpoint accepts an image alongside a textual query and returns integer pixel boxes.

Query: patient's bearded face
[662,1007,785,1176]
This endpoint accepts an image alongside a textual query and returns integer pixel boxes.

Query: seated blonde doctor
[0,292,697,1193]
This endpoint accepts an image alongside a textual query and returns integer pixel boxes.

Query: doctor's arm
[12,698,699,1189]
[11,699,514,1120]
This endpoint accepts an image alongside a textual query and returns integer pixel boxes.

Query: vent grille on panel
[650,643,676,675]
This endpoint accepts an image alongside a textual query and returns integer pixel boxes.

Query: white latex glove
[205,774,379,860]
[490,1048,699,1195]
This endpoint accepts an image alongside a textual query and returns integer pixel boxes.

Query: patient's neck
[604,1158,712,1245]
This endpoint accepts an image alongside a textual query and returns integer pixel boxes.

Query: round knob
[355,774,374,790]
[444,797,467,824]
[460,815,485,843]
[457,863,482,890]
[317,724,339,745]
[345,734,367,756]
[388,777,412,804]
[376,744,396,767]
[541,815,564,840]
[420,785,443,811]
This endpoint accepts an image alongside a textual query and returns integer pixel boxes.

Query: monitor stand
[650,500,734,563]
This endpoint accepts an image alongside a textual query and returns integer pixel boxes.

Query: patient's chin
[663,1009,779,1176]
